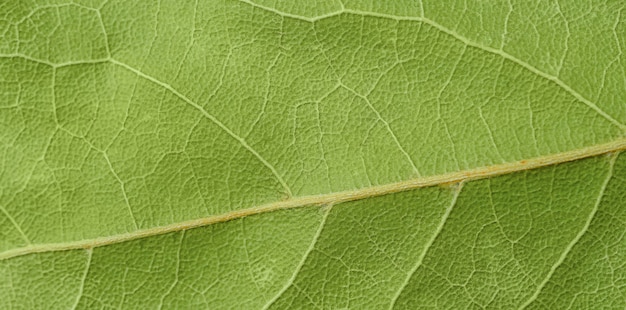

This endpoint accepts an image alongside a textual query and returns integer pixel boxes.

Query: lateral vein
[518,153,618,309]
[389,183,463,309]
[108,58,293,198]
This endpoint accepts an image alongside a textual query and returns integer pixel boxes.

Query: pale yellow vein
[1,138,624,261]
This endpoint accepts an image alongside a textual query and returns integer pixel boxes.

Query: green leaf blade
[1,0,625,308]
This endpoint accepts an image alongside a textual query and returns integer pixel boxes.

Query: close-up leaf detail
[1,0,625,309]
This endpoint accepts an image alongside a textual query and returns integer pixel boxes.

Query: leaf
[1,0,625,309]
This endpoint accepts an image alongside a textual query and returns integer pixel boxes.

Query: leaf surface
[1,0,626,309]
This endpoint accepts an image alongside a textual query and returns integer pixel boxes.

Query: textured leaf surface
[1,0,626,309]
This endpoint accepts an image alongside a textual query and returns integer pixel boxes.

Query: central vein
[1,137,625,261]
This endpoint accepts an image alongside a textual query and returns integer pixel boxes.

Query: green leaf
[1,0,625,308]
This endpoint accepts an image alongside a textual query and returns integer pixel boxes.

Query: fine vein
[238,0,626,131]
[1,138,625,261]
[0,205,32,245]
[340,83,421,176]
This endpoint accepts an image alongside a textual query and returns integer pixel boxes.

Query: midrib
[1,137,625,261]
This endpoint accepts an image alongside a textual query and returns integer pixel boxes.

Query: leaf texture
[1,0,625,309]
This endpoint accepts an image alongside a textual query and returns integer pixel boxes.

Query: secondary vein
[518,153,618,309]
[109,58,294,198]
